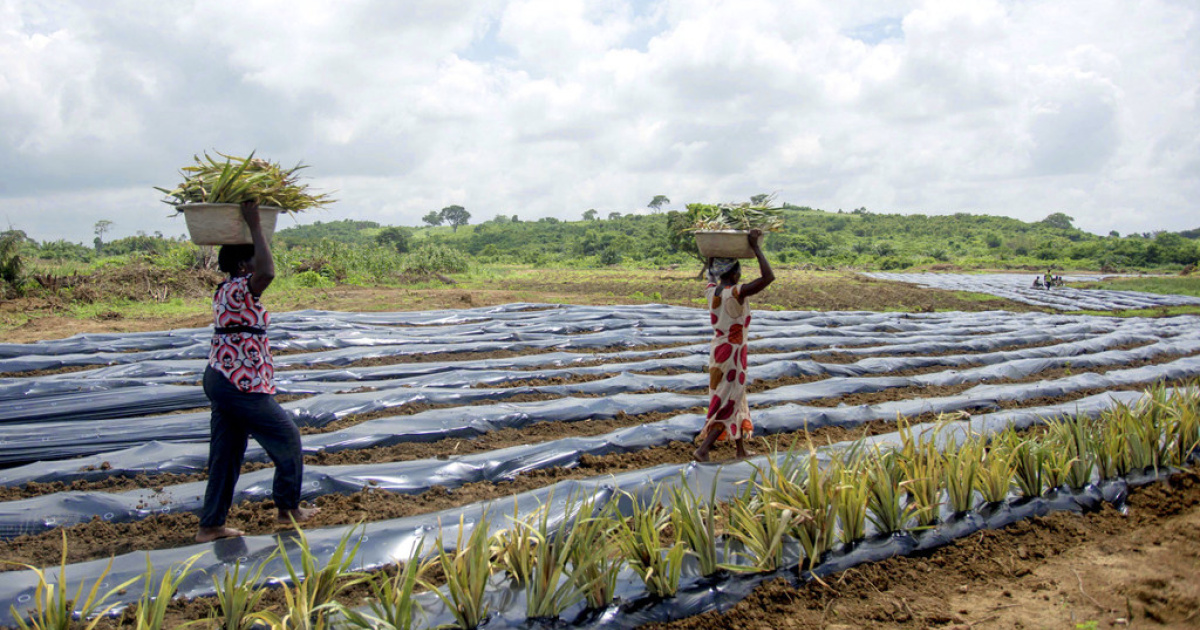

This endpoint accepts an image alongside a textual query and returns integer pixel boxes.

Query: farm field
[0,274,1198,629]
[0,269,1045,345]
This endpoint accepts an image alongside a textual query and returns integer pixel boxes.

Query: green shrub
[294,270,334,288]
[402,244,471,275]
[156,242,206,271]
[598,248,623,266]
[0,231,25,295]
[878,256,912,271]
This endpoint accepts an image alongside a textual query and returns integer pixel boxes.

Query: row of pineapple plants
[6,384,1198,629]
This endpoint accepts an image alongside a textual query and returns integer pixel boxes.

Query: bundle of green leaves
[156,151,335,212]
[687,201,786,232]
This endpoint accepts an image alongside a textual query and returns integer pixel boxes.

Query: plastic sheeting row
[3,325,1198,478]
[1,311,1197,465]
[865,272,1200,311]
[0,387,1175,627]
[5,350,1200,540]
[0,301,1184,376]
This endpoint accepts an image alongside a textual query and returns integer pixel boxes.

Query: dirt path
[648,469,1200,630]
[492,269,1044,314]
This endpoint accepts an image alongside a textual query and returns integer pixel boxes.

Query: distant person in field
[1045,268,1053,288]
[196,200,318,543]
[694,228,775,462]
[1032,276,1043,289]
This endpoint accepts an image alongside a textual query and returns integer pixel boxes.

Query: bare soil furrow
[646,469,1200,630]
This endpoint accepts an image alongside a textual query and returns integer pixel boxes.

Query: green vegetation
[155,151,335,212]
[424,516,493,630]
[209,554,276,630]
[257,524,367,630]
[20,205,1200,279]
[275,219,384,247]
[686,201,787,232]
[3,203,1197,320]
[1071,275,1200,297]
[0,229,27,297]
[4,532,141,630]
[132,553,204,630]
[1066,306,1200,318]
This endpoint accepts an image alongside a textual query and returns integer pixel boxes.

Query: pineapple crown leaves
[156,150,336,212]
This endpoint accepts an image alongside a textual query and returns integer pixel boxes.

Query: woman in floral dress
[694,228,775,462]
[196,200,319,543]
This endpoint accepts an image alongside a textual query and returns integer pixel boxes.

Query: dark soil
[646,469,1200,630]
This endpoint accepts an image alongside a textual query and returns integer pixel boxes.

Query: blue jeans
[200,366,303,528]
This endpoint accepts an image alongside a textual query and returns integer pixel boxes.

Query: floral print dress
[702,282,752,442]
[208,275,275,394]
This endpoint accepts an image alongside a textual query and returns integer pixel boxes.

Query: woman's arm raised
[737,228,774,301]
[242,200,275,296]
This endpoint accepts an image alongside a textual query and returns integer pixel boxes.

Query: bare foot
[277,506,320,524]
[692,448,711,463]
[196,526,244,543]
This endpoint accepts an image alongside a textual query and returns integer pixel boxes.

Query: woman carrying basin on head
[693,228,775,462]
[196,200,319,543]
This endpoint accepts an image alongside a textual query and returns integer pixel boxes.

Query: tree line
[5,203,1199,277]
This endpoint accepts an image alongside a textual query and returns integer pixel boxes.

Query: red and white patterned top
[208,275,275,394]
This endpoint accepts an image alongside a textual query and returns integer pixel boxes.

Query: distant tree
[608,211,622,221]
[648,195,670,213]
[666,206,708,276]
[93,220,113,251]
[1147,232,1200,265]
[439,205,471,232]
[1,229,33,245]
[511,215,520,223]
[1041,212,1075,230]
[1109,230,1121,238]
[582,209,598,221]
[422,211,443,227]
[750,194,771,206]
[376,226,413,253]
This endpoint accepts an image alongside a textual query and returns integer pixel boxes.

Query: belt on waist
[214,325,267,335]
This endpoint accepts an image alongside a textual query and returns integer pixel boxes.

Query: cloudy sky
[2,0,1198,244]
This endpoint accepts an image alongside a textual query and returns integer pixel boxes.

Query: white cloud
[1,0,1198,244]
